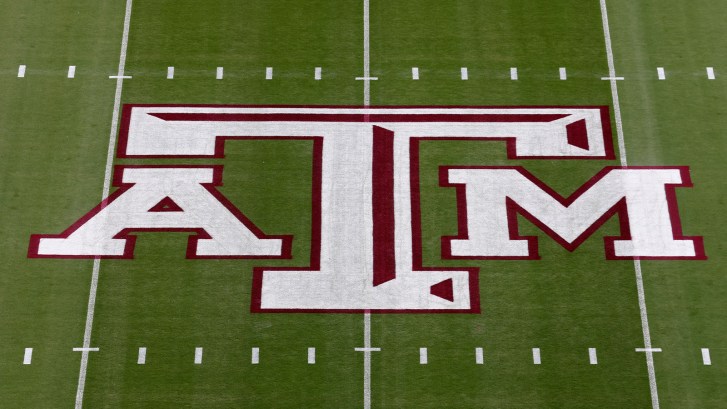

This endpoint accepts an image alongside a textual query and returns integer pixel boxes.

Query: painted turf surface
[0,0,725,408]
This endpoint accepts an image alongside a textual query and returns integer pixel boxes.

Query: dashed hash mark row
[17,346,716,366]
[11,65,719,80]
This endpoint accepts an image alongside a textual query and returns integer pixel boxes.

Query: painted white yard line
[360,311,376,409]
[657,67,666,80]
[601,76,625,80]
[510,67,518,80]
[194,347,203,364]
[475,347,484,364]
[461,67,468,80]
[419,348,428,365]
[600,0,628,182]
[559,67,567,80]
[23,348,33,365]
[635,348,662,353]
[167,66,174,79]
[706,67,715,80]
[137,347,146,364]
[68,66,76,78]
[251,347,260,364]
[216,67,224,80]
[17,65,26,78]
[600,2,659,407]
[361,3,374,409]
[308,347,316,364]
[411,67,419,80]
[362,0,372,106]
[314,67,322,80]
[632,260,659,409]
[75,1,133,408]
[589,348,598,365]
[532,348,541,364]
[701,348,711,365]
[356,76,378,81]
[108,75,132,79]
[266,67,273,80]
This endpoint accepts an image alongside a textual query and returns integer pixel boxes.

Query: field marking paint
[216,67,224,80]
[137,347,146,364]
[601,2,660,407]
[266,67,273,80]
[252,347,260,364]
[108,75,132,79]
[475,347,484,364]
[362,2,374,409]
[635,348,662,353]
[461,67,469,80]
[75,1,133,408]
[194,347,203,364]
[362,0,372,106]
[559,67,567,80]
[701,348,711,365]
[68,66,76,78]
[308,347,316,364]
[23,348,33,365]
[510,67,518,80]
[167,67,174,79]
[532,348,541,364]
[633,261,660,409]
[17,65,26,78]
[589,348,598,364]
[357,311,379,409]
[601,76,625,80]
[419,348,428,364]
[412,67,419,80]
[657,67,666,80]
[706,67,715,80]
[356,76,378,80]
[73,348,100,352]
[315,67,322,80]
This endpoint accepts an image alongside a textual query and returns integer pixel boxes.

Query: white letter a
[29,166,290,258]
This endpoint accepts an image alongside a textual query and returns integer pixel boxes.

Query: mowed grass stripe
[81,1,364,408]
[372,1,652,407]
[609,1,727,406]
[0,0,132,407]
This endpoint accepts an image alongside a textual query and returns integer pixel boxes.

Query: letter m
[441,166,705,260]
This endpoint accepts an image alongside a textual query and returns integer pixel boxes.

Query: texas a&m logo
[28,106,705,312]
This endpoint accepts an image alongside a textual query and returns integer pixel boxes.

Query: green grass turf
[609,1,727,407]
[0,0,724,408]
[0,1,127,407]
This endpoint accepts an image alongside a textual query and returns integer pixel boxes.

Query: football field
[0,1,725,407]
